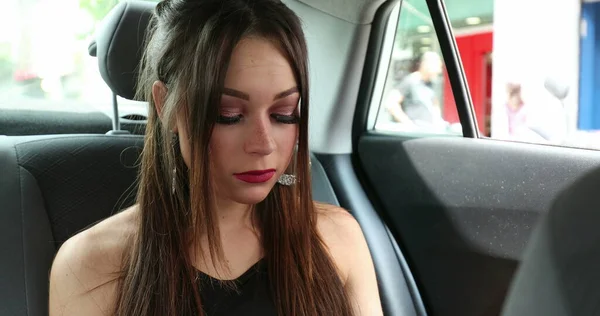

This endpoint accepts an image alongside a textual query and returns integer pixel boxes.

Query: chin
[232,186,274,205]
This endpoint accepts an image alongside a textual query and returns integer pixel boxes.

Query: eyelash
[216,114,299,125]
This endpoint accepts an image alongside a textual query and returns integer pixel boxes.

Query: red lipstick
[234,169,276,183]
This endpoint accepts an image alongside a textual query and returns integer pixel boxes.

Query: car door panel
[315,153,427,316]
[355,134,600,315]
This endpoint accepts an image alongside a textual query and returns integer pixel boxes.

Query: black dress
[197,259,277,316]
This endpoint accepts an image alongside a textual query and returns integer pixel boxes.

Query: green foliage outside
[77,0,158,38]
[79,0,119,22]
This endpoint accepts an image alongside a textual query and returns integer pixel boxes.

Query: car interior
[2,0,600,316]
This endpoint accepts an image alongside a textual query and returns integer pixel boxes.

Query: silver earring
[277,158,309,185]
[171,133,179,195]
[277,174,296,186]
[279,142,298,186]
[172,166,177,194]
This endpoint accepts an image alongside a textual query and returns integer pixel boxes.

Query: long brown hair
[113,0,354,315]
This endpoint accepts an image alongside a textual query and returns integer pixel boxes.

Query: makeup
[234,169,276,183]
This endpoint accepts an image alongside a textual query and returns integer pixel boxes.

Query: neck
[189,199,260,274]
[190,200,256,266]
[214,199,254,232]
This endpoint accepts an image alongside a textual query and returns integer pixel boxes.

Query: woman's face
[178,37,299,207]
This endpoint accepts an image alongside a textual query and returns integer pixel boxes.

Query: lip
[233,169,276,183]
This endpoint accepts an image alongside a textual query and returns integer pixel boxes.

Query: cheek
[275,125,298,157]
[208,128,239,170]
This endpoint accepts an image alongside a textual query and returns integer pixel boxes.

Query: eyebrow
[222,87,299,101]
[274,87,299,100]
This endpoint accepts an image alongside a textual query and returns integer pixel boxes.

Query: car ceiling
[299,0,494,28]
[299,0,387,24]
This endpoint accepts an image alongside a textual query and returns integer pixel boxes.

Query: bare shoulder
[314,202,364,282]
[314,202,361,237]
[314,202,383,315]
[49,205,139,316]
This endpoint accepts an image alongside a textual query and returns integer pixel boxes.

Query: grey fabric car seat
[501,168,600,316]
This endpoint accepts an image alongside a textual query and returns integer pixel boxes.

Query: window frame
[353,0,478,147]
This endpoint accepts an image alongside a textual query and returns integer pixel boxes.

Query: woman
[48,0,382,315]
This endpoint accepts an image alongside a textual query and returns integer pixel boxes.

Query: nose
[244,115,276,156]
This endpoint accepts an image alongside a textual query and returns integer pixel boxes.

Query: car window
[0,0,156,119]
[371,0,462,136]
[446,0,600,149]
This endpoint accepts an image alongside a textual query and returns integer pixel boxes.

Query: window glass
[446,0,600,149]
[374,0,462,136]
[0,0,156,117]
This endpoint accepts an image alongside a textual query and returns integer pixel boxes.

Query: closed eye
[271,114,298,124]
[216,114,242,125]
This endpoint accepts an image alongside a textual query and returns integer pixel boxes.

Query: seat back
[501,169,600,316]
[0,134,340,316]
[0,135,139,315]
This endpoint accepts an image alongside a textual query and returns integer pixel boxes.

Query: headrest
[89,1,157,100]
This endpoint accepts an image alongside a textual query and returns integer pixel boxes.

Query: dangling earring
[278,143,298,186]
[277,173,296,186]
[171,133,179,195]
[172,166,177,194]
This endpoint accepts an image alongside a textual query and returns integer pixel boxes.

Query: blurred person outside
[383,51,450,132]
[503,79,567,144]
